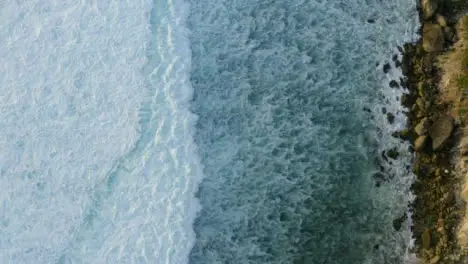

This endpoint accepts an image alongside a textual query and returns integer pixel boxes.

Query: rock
[395,61,401,68]
[418,82,428,98]
[422,23,445,52]
[421,0,439,20]
[443,27,458,43]
[415,135,428,152]
[387,113,395,124]
[386,148,399,159]
[367,18,375,23]
[416,98,426,112]
[436,14,447,27]
[392,129,410,141]
[430,255,440,264]
[392,214,406,231]
[415,118,429,136]
[389,80,399,88]
[383,63,391,73]
[401,94,410,107]
[422,228,431,249]
[428,116,454,151]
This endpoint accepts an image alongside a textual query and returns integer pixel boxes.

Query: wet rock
[415,135,428,152]
[383,63,391,73]
[422,23,445,52]
[382,107,387,114]
[367,18,375,23]
[389,80,399,88]
[421,0,439,20]
[395,60,401,68]
[392,129,410,141]
[393,214,406,231]
[401,94,410,107]
[428,116,454,151]
[415,117,429,136]
[362,107,371,113]
[443,27,458,43]
[387,113,395,124]
[386,148,399,159]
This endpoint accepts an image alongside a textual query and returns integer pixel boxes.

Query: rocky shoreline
[397,0,468,263]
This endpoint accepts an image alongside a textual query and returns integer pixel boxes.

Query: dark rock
[392,214,406,231]
[415,135,428,152]
[387,113,395,124]
[401,94,410,107]
[367,19,375,23]
[392,54,398,62]
[363,107,371,113]
[421,0,438,20]
[422,23,445,52]
[389,80,399,88]
[383,63,391,73]
[428,115,454,151]
[443,27,458,43]
[392,129,410,141]
[386,148,399,159]
[395,60,402,68]
[382,107,387,114]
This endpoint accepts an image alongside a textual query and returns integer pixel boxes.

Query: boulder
[428,116,454,151]
[421,0,439,20]
[389,80,399,88]
[422,23,445,52]
[443,27,458,43]
[415,117,429,136]
[387,113,395,124]
[422,228,431,249]
[415,135,428,152]
[436,14,447,27]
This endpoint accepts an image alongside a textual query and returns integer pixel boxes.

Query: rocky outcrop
[422,23,445,52]
[421,0,439,20]
[401,3,466,263]
[428,116,454,151]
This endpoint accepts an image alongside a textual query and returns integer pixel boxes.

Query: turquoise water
[187,0,419,263]
[1,0,419,263]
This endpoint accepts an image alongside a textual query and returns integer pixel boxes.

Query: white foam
[0,1,201,263]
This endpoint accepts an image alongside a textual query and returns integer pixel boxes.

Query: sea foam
[0,1,201,263]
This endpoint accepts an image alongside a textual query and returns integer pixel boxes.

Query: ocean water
[0,0,420,264]
[187,0,419,263]
[0,1,202,263]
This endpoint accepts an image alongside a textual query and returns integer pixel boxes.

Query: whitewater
[0,1,202,263]
[0,0,420,264]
